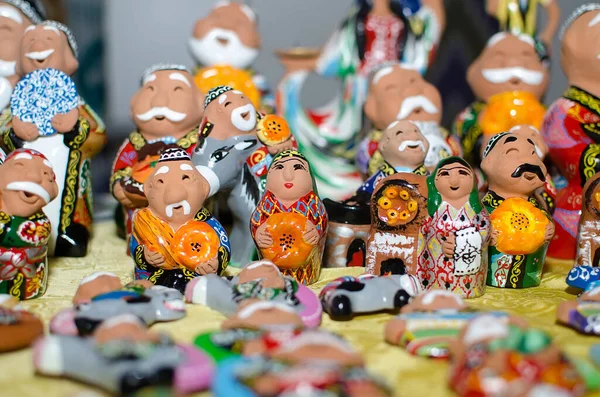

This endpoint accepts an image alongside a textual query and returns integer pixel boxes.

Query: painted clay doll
[131,148,230,292]
[222,299,305,331]
[0,294,42,352]
[0,149,58,299]
[576,172,600,267]
[417,157,491,298]
[185,259,322,328]
[557,284,600,336]
[542,4,600,264]
[250,150,327,285]
[365,172,428,276]
[4,21,106,257]
[111,64,203,240]
[481,132,554,288]
[192,85,293,267]
[189,2,273,114]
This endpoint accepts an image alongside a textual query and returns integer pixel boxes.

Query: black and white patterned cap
[41,20,79,59]
[140,63,191,86]
[158,147,191,163]
[2,0,46,24]
[204,85,233,109]
[559,3,600,40]
[482,132,510,159]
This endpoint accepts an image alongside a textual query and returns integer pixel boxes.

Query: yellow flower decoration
[195,65,260,108]
[408,200,418,212]
[378,197,392,209]
[399,190,410,200]
[384,187,399,199]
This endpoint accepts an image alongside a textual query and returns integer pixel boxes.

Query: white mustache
[0,59,15,77]
[230,103,256,132]
[25,49,55,61]
[165,200,191,217]
[399,140,426,152]
[397,95,439,120]
[7,181,51,204]
[481,67,544,85]
[136,107,187,122]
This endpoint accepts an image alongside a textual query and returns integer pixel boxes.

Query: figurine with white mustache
[111,63,204,243]
[0,148,58,300]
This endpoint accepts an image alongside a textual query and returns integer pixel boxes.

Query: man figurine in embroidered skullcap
[130,147,230,293]
[3,21,106,258]
[111,63,204,244]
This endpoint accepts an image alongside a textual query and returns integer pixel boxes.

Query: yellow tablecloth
[0,222,598,397]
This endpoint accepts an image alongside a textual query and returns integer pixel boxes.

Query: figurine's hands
[303,221,319,245]
[544,221,555,242]
[144,247,166,268]
[122,188,148,209]
[442,233,456,259]
[113,182,135,208]
[266,138,294,155]
[51,108,79,133]
[194,255,219,275]
[12,116,40,141]
[489,228,499,247]
[255,223,273,249]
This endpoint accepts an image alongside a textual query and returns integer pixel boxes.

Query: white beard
[0,58,16,77]
[188,28,259,69]
[0,76,12,110]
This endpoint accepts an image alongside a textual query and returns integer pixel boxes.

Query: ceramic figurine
[250,149,327,285]
[577,172,600,267]
[557,284,600,335]
[481,132,554,288]
[365,172,428,276]
[185,259,322,328]
[130,148,230,292]
[35,315,214,396]
[449,314,586,397]
[0,294,42,352]
[357,62,460,175]
[275,0,445,199]
[189,2,273,114]
[542,4,600,264]
[319,274,420,320]
[111,64,203,241]
[0,149,58,299]
[417,157,491,298]
[221,299,305,331]
[3,21,107,257]
[454,32,549,180]
[192,86,293,267]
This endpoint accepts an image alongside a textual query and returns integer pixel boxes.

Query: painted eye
[211,149,230,162]
[378,197,391,209]
[408,200,417,212]
[399,190,410,200]
[384,187,398,199]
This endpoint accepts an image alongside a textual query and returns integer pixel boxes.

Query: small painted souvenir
[417,157,490,298]
[4,21,106,258]
[357,62,459,174]
[35,315,214,395]
[319,274,420,320]
[185,259,322,328]
[0,296,43,352]
[557,284,600,335]
[0,149,58,299]
[481,132,554,288]
[189,2,273,114]
[72,271,125,304]
[576,173,600,267]
[542,4,600,264]
[221,299,305,331]
[449,314,585,397]
[192,86,293,267]
[357,120,429,198]
[276,0,445,199]
[567,266,600,291]
[130,148,230,292]
[365,172,428,276]
[250,150,327,285]
[111,64,203,241]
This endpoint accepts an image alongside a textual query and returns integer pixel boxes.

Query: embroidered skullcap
[41,20,79,59]
[482,132,510,159]
[2,0,45,23]
[158,147,191,163]
[204,85,233,109]
[560,3,600,40]
[140,63,191,86]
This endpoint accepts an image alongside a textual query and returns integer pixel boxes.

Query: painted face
[266,157,313,203]
[238,260,285,289]
[379,120,429,169]
[0,4,31,77]
[131,69,203,139]
[143,160,210,225]
[467,33,548,102]
[561,10,600,91]
[364,65,442,130]
[509,124,547,159]
[0,152,58,217]
[202,90,257,140]
[19,25,78,76]
[434,162,474,203]
[222,299,304,330]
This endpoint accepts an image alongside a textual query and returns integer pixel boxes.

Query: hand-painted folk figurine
[251,150,327,285]
[0,294,43,351]
[192,86,293,267]
[417,157,491,298]
[222,299,305,331]
[366,172,428,276]
[557,283,600,335]
[577,172,600,267]
[189,1,273,114]
[0,149,57,300]
[481,132,554,288]
[542,5,600,264]
[131,148,230,292]
[4,21,106,257]
[111,64,203,241]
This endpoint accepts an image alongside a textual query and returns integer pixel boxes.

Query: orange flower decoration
[479,91,545,136]
[262,213,314,269]
[172,221,220,271]
[490,197,550,255]
[377,186,418,226]
[194,65,260,108]
[257,114,292,146]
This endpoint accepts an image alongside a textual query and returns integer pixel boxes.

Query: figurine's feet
[54,223,90,257]
[33,336,64,376]
[185,277,207,305]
